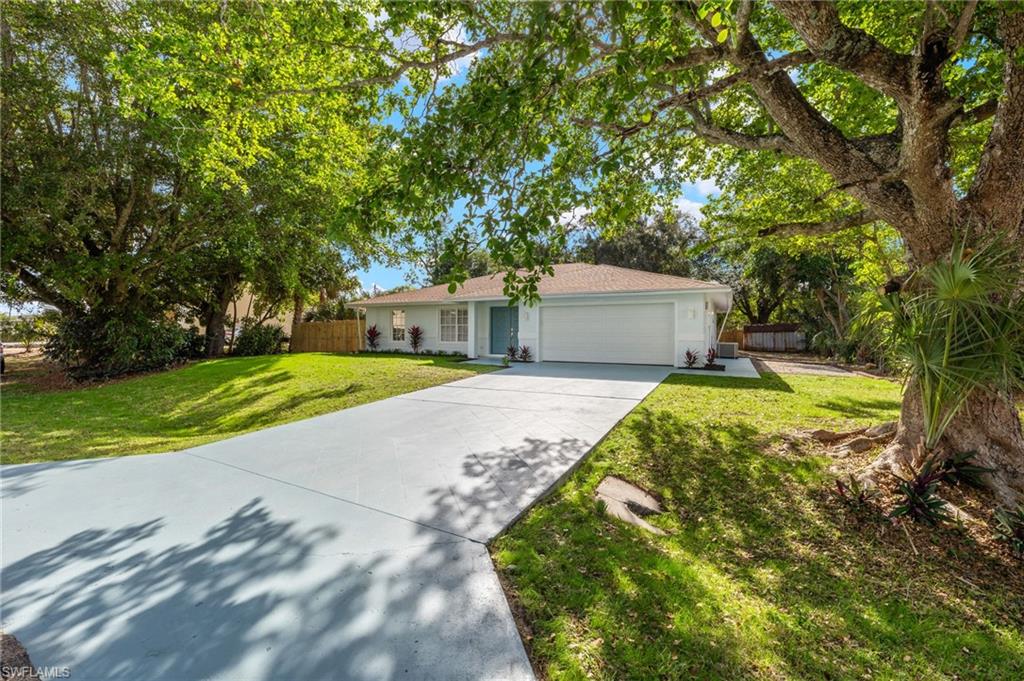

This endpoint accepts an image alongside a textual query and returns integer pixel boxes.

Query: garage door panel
[541,303,674,365]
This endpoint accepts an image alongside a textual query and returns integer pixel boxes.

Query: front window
[392,309,406,341]
[439,307,468,342]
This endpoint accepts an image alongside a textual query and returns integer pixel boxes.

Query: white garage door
[541,303,675,365]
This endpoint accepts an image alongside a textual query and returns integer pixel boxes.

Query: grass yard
[493,370,1024,680]
[2,352,495,464]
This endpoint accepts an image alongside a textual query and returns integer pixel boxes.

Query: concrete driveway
[1,362,669,681]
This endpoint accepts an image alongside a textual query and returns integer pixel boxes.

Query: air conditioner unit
[718,342,738,359]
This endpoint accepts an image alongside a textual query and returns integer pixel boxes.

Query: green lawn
[2,352,495,464]
[493,370,1024,680]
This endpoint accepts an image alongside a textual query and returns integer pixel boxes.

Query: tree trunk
[864,380,1024,507]
[203,303,228,358]
[291,294,304,338]
[203,275,236,358]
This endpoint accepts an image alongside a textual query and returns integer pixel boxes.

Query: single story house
[350,263,732,368]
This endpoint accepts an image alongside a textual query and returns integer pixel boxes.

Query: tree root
[801,421,897,456]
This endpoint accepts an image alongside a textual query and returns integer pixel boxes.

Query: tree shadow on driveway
[2,495,529,680]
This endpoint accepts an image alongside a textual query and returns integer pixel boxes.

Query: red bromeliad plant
[704,347,718,367]
[517,345,532,362]
[408,325,424,353]
[365,324,381,350]
[683,349,699,368]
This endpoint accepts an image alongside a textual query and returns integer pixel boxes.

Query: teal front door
[489,306,519,354]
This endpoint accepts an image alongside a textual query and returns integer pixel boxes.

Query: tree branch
[733,0,754,53]
[685,105,798,154]
[656,50,816,111]
[950,0,979,55]
[658,46,722,72]
[14,267,78,314]
[259,32,525,101]
[757,209,877,237]
[965,9,1024,230]
[774,1,910,102]
[723,14,918,231]
[950,98,998,128]
[571,51,813,152]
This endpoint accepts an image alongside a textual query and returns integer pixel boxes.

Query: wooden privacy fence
[719,329,744,346]
[716,325,806,352]
[741,323,806,352]
[289,319,365,353]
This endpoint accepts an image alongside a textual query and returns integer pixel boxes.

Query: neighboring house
[230,289,294,332]
[349,263,732,367]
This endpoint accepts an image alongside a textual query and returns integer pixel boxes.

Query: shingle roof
[351,263,725,306]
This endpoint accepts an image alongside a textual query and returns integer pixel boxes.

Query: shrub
[366,324,381,349]
[408,325,424,353]
[303,300,358,322]
[517,345,532,362]
[835,473,878,508]
[45,310,198,380]
[881,236,1024,450]
[181,327,206,360]
[506,344,518,360]
[993,505,1024,558]
[233,319,285,356]
[889,456,951,525]
[937,450,993,489]
[704,347,718,367]
[684,349,699,368]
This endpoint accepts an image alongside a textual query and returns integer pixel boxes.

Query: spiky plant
[890,454,951,525]
[993,505,1024,558]
[408,325,424,353]
[365,324,381,350]
[881,235,1024,450]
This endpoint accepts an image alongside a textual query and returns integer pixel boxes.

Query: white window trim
[391,309,406,341]
[439,306,468,343]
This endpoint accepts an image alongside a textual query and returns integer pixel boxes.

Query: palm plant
[881,235,1024,450]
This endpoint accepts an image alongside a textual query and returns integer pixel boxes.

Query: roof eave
[352,285,733,307]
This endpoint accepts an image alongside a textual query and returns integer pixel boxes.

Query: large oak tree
[359,1,1024,504]
[2,1,385,364]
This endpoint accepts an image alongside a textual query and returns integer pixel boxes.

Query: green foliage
[937,451,994,489]
[834,473,879,508]
[3,1,384,376]
[44,311,200,380]
[890,458,952,526]
[338,2,1008,304]
[882,236,1024,449]
[0,312,57,348]
[574,210,721,279]
[232,319,285,357]
[993,505,1024,558]
[303,301,358,322]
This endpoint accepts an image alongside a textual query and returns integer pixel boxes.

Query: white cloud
[692,178,720,196]
[556,205,593,229]
[673,196,706,220]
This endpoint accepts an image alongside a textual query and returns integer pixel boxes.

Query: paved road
[1,362,669,681]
